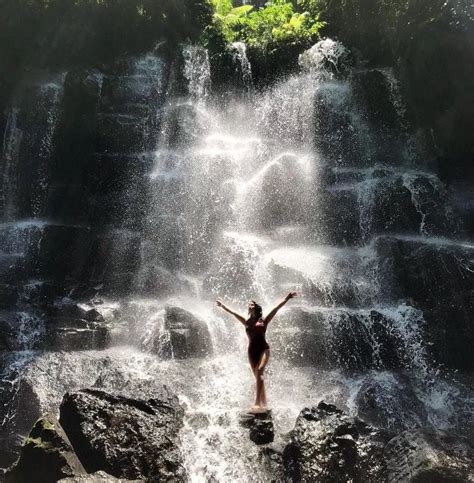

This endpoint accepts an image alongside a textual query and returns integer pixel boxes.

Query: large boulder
[5,415,86,483]
[133,303,213,358]
[0,366,42,468]
[0,348,174,468]
[163,306,212,359]
[384,429,474,482]
[59,389,186,481]
[283,401,389,482]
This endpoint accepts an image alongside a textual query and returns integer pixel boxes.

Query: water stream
[0,39,472,480]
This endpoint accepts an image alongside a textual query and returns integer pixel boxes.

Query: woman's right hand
[286,290,298,300]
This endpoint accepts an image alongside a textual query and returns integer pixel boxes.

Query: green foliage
[211,0,325,47]
[211,0,254,42]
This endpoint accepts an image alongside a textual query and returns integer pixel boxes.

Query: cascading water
[0,37,472,480]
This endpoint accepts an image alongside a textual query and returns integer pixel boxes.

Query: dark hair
[250,300,263,320]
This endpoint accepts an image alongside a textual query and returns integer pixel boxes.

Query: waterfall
[231,42,253,90]
[0,38,471,479]
[183,45,211,100]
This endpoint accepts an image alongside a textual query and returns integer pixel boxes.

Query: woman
[216,290,297,411]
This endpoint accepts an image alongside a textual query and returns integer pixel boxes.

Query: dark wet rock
[0,284,18,308]
[41,319,108,351]
[240,410,274,445]
[351,69,404,163]
[319,0,474,168]
[23,225,93,282]
[0,349,175,468]
[384,429,474,482]
[259,444,286,481]
[250,418,275,445]
[0,313,18,350]
[94,112,149,154]
[0,310,43,351]
[318,169,457,245]
[273,307,422,372]
[376,236,474,370]
[163,306,212,359]
[316,188,362,245]
[137,305,213,358]
[313,83,364,168]
[20,281,70,305]
[59,471,142,482]
[45,303,104,322]
[283,400,389,482]
[0,374,42,468]
[354,373,428,431]
[5,415,86,483]
[38,302,109,351]
[59,388,186,481]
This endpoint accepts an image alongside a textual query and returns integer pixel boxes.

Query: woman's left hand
[286,290,298,300]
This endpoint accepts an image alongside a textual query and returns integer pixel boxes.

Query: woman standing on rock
[216,291,297,411]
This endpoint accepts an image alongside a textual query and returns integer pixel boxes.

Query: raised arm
[264,290,297,325]
[216,298,246,325]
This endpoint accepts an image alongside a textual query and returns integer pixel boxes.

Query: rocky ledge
[282,401,474,483]
[239,409,275,445]
[5,388,186,482]
[6,397,473,482]
[59,389,186,481]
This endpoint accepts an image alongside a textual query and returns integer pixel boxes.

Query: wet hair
[249,300,263,320]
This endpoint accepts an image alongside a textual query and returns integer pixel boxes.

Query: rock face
[41,302,109,351]
[384,429,474,483]
[59,389,186,481]
[354,373,428,431]
[0,369,42,468]
[283,401,389,482]
[376,236,474,370]
[5,415,86,483]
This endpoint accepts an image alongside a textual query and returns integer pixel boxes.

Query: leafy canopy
[211,0,325,46]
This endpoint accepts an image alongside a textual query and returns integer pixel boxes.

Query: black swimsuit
[246,318,270,366]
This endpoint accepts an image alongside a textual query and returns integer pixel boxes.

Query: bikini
[246,318,270,366]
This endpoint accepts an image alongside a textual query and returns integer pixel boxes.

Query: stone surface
[163,306,212,359]
[354,372,428,431]
[240,410,275,445]
[272,306,425,372]
[59,470,142,482]
[59,389,186,481]
[376,236,474,370]
[283,401,389,482]
[0,371,42,468]
[384,429,474,483]
[5,415,86,483]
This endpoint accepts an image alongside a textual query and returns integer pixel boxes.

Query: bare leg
[256,349,270,409]
[249,358,260,408]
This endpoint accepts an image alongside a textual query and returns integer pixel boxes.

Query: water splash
[299,38,350,76]
[183,45,211,100]
[231,42,253,91]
